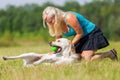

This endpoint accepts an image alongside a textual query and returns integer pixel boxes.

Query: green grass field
[0,41,120,80]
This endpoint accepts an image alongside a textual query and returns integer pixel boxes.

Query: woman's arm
[66,13,83,45]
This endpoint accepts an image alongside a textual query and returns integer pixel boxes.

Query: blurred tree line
[0,0,120,45]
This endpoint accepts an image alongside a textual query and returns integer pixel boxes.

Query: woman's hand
[72,34,82,45]
[56,35,62,39]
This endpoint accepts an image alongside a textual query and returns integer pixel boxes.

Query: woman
[42,6,118,61]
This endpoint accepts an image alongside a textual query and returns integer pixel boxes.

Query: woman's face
[45,16,55,26]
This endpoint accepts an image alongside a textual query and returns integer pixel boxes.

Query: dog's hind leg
[32,58,45,65]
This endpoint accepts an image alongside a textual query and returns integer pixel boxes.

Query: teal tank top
[63,12,95,37]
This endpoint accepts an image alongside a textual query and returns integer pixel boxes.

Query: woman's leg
[81,50,94,61]
[81,49,118,61]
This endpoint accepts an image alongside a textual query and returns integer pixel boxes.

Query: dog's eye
[57,40,60,42]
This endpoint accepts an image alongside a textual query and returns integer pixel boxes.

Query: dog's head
[50,38,75,57]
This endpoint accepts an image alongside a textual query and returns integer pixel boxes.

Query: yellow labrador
[3,38,79,67]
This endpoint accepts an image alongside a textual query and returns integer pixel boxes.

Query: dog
[3,38,79,67]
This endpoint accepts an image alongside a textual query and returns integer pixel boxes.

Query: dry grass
[0,41,120,80]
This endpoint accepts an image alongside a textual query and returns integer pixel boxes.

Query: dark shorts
[74,26,109,53]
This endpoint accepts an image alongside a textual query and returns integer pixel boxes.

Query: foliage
[0,1,120,46]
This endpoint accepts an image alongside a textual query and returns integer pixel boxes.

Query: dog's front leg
[3,55,23,60]
[3,53,36,60]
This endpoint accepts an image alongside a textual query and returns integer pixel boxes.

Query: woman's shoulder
[65,11,83,19]
[65,12,77,21]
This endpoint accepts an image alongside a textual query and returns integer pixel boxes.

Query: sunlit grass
[0,41,120,80]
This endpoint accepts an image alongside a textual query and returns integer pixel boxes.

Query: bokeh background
[0,0,120,46]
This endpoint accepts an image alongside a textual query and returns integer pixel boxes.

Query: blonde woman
[42,6,118,61]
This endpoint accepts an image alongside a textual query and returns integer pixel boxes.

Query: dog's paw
[3,56,7,60]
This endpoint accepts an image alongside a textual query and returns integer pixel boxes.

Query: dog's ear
[67,41,76,56]
[62,40,75,57]
[70,42,76,54]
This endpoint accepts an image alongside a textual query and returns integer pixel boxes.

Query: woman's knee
[81,50,94,61]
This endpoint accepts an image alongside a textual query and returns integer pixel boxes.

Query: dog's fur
[3,38,79,67]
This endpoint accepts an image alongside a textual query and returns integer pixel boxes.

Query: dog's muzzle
[49,42,62,53]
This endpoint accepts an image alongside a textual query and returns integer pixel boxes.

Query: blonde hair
[42,6,65,37]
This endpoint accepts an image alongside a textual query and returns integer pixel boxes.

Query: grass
[0,41,120,80]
